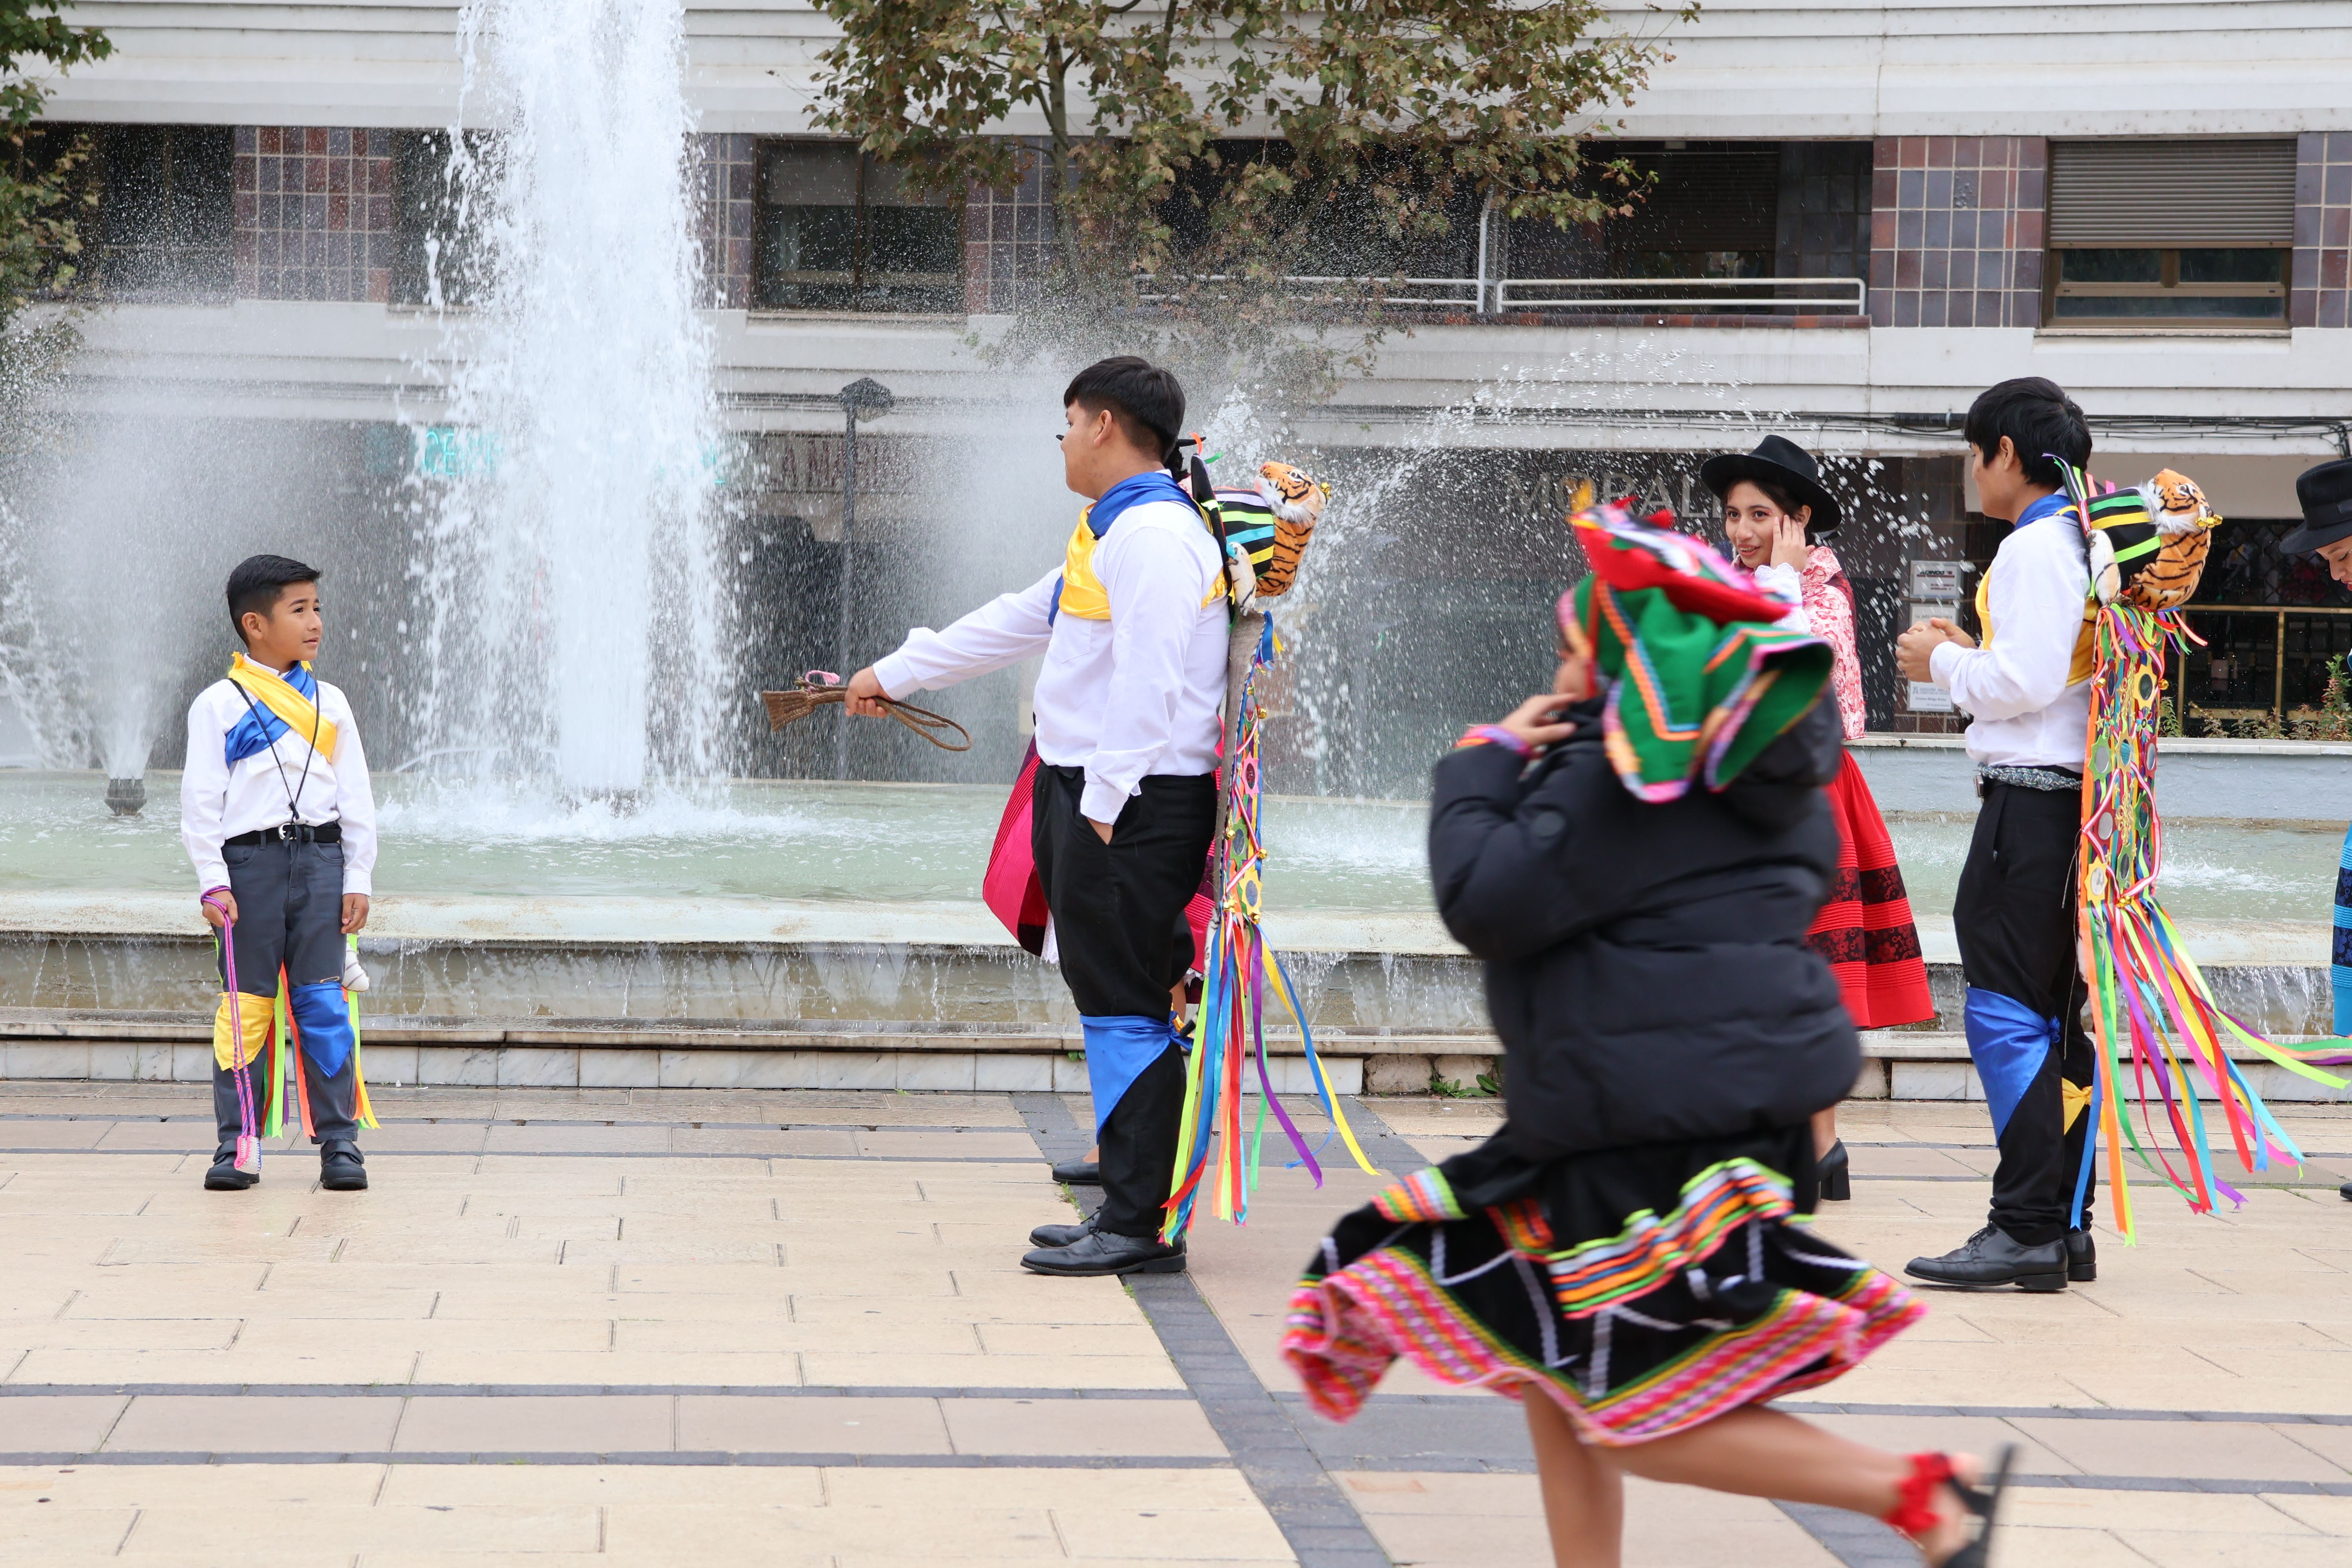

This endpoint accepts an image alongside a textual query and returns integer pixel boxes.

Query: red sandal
[1882,1446,2015,1566]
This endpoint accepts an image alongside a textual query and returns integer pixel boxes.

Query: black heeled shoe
[1816,1139,1851,1202]
[1936,1445,2016,1568]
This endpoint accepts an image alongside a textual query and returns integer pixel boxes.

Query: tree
[813,0,1695,401]
[1,0,108,345]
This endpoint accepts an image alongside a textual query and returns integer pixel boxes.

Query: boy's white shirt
[1928,510,2094,769]
[871,497,1227,824]
[180,668,379,897]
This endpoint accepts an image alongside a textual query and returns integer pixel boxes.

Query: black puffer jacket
[1428,693,1857,1162]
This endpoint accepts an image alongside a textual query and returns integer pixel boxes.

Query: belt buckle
[274,822,297,843]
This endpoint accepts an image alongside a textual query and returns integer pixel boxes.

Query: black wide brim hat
[2282,457,2352,554]
[1699,434,1844,540]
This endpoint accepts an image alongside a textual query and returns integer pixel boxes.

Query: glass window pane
[2053,293,2285,319]
[2059,249,2160,283]
[2178,248,2285,284]
[762,144,859,207]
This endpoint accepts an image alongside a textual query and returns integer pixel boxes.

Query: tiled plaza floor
[3,1083,2351,1564]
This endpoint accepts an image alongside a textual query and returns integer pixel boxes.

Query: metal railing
[1129,272,1869,316]
[1493,276,1869,315]
[2171,603,2352,730]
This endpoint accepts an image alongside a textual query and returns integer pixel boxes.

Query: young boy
[181,555,378,1193]
[844,357,1224,1277]
[1894,377,2098,1291]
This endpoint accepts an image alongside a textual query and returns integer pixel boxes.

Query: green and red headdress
[1562,497,1833,802]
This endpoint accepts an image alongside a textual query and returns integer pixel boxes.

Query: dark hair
[226,554,321,644]
[1722,474,1803,519]
[1063,356,1186,468]
[1964,377,2091,489]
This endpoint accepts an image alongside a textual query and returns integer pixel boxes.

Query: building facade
[20,0,2352,761]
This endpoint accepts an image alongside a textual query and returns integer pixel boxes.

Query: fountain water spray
[407,0,729,803]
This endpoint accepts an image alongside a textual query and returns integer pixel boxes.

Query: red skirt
[1808,751,1934,1029]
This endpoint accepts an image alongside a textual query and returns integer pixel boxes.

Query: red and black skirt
[1809,751,1934,1029]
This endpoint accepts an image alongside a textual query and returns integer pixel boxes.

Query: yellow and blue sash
[223,655,337,766]
[1048,470,1221,625]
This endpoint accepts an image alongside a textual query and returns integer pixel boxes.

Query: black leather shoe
[2341,1181,2352,1202]
[203,1147,257,1191]
[1904,1226,2066,1291]
[2065,1228,2096,1283]
[1029,1214,1100,1248]
[1020,1228,1185,1276]
[1816,1140,1851,1202]
[319,1140,368,1192]
[1051,1159,1101,1186]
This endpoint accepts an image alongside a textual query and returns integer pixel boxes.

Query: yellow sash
[1056,505,1227,623]
[1974,575,2096,687]
[226,654,339,760]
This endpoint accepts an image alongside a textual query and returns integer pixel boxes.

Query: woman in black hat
[2283,458,2352,1063]
[1701,437,1935,1200]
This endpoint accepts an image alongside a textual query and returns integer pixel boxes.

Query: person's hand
[341,893,370,935]
[201,888,238,929]
[1769,514,1809,570]
[1495,693,1581,753]
[843,666,889,718]
[1895,618,1974,682]
[1089,818,1114,845]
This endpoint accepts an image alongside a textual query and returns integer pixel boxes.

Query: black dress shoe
[203,1147,257,1191]
[1816,1140,1851,1202]
[1051,1159,1101,1186]
[2065,1228,2096,1283]
[1904,1226,2066,1291]
[1020,1228,1185,1276]
[2341,1181,2352,1202]
[319,1140,368,1192]
[1029,1215,1099,1247]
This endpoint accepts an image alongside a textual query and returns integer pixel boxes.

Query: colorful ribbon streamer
[1163,614,1375,1239]
[2065,462,2346,1240]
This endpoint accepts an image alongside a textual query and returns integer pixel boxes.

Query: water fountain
[0,0,2341,1096]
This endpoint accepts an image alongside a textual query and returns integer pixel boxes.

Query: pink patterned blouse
[1737,545,1866,742]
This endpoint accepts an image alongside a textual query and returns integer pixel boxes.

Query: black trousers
[1953,782,2096,1247]
[1032,764,1216,1237]
[214,838,360,1150]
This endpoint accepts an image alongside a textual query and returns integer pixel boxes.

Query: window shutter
[2048,140,2296,247]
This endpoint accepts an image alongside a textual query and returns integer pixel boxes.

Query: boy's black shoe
[1904,1226,2067,1292]
[319,1140,368,1191]
[1051,1159,1101,1186]
[204,1147,258,1191]
[1029,1214,1101,1248]
[1020,1229,1184,1276]
[2066,1228,2096,1283]
[2341,1181,2352,1202]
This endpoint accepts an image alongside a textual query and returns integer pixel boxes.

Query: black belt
[225,822,340,847]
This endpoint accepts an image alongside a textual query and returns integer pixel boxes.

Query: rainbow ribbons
[1163,615,1375,1240]
[2066,463,2345,1240]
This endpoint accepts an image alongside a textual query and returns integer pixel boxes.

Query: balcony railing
[1129,273,1868,316]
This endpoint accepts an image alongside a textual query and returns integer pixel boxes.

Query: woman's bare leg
[1811,1107,1838,1160]
[1525,1395,1624,1568]
[1608,1406,1973,1561]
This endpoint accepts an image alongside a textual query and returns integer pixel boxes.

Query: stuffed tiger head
[2083,466,2221,612]
[1248,461,1328,597]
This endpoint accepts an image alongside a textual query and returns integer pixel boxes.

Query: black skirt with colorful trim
[1281,1128,1922,1447]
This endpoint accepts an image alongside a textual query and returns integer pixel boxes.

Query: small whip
[757,671,972,751]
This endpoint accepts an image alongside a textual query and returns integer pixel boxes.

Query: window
[390,130,489,307]
[753,143,960,313]
[94,125,234,300]
[2046,140,2294,327]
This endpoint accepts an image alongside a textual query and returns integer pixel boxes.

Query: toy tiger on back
[2083,467,2221,611]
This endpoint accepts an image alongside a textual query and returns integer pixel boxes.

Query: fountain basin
[3,769,2345,1098]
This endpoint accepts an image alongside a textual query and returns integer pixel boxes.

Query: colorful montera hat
[1562,497,1833,802]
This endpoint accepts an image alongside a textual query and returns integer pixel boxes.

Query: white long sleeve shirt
[1929,503,2094,770]
[872,498,1227,824]
[180,670,379,896]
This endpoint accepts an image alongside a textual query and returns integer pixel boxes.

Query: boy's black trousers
[215,838,361,1151]
[1031,763,1217,1238]
[1953,781,2096,1247]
